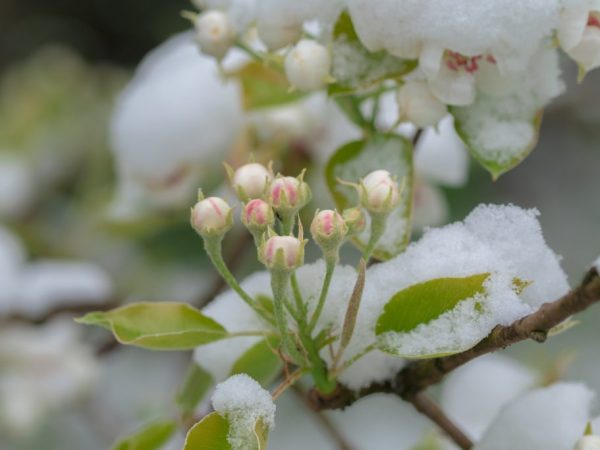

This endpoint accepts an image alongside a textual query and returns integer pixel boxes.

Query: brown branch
[309,266,600,446]
[411,393,473,450]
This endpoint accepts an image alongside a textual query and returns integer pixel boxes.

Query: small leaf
[376,273,490,335]
[325,134,414,260]
[328,11,417,95]
[230,337,282,388]
[230,61,305,110]
[176,363,214,415]
[77,303,228,350]
[183,413,231,450]
[339,259,366,352]
[548,317,580,337]
[111,420,177,450]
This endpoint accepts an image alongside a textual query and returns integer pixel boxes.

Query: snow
[193,271,271,382]
[212,374,275,449]
[440,354,537,441]
[109,32,243,217]
[347,0,561,73]
[453,47,564,164]
[0,156,36,219]
[352,204,568,367]
[474,383,595,450]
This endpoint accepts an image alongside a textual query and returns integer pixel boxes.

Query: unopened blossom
[241,199,274,234]
[342,207,367,236]
[194,10,235,59]
[261,235,305,271]
[231,163,272,200]
[284,39,331,91]
[310,209,348,255]
[269,175,311,215]
[575,435,600,450]
[191,197,233,237]
[359,170,401,215]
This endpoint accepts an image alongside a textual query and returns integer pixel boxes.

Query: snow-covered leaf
[176,363,215,415]
[452,106,543,180]
[112,420,177,450]
[76,303,228,350]
[376,273,490,336]
[328,11,416,96]
[230,337,282,388]
[183,412,231,450]
[231,61,305,110]
[324,134,414,260]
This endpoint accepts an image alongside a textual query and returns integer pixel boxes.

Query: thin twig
[410,392,473,450]
[309,265,600,412]
[292,385,356,450]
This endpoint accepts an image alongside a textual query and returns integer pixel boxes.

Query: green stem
[333,343,376,375]
[271,270,303,364]
[297,328,337,394]
[308,260,336,332]
[280,213,295,235]
[204,238,262,316]
[291,273,306,319]
[363,213,387,261]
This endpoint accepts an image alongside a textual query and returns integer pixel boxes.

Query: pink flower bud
[262,235,304,271]
[241,199,274,232]
[310,210,347,253]
[359,170,401,214]
[191,197,233,237]
[342,207,367,236]
[269,175,311,215]
[232,163,272,200]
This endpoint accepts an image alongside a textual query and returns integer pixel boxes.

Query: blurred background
[0,1,598,449]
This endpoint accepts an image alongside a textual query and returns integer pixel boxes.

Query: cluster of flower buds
[191,162,402,273]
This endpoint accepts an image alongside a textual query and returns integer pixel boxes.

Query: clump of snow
[0,156,37,219]
[441,354,537,440]
[474,383,594,450]
[453,47,564,164]
[0,226,26,313]
[347,0,561,73]
[193,271,271,382]
[212,374,275,449]
[109,32,243,218]
[346,204,568,374]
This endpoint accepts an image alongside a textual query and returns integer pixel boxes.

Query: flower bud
[342,207,367,236]
[359,170,400,215]
[310,210,348,255]
[241,199,274,234]
[261,235,305,271]
[567,25,600,74]
[191,197,233,237]
[574,435,600,450]
[257,21,303,51]
[269,175,311,216]
[284,39,331,91]
[232,163,272,200]
[397,80,448,128]
[194,10,235,60]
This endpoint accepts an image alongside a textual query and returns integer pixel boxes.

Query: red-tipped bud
[342,207,367,236]
[359,170,401,214]
[310,209,347,255]
[232,163,272,200]
[268,175,311,215]
[241,199,275,234]
[191,197,233,237]
[261,235,305,271]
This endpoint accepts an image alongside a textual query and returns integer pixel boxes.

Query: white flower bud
[342,207,367,236]
[574,435,600,450]
[191,196,233,237]
[397,80,448,128]
[194,10,235,60]
[257,21,303,51]
[359,170,400,214]
[262,235,305,271]
[232,163,272,200]
[241,199,274,233]
[269,175,311,215]
[284,39,331,91]
[310,209,348,254]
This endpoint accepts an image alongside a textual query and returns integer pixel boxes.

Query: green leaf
[324,134,414,260]
[328,11,417,96]
[176,363,214,415]
[451,104,543,180]
[112,420,177,450]
[183,413,231,450]
[76,303,228,350]
[230,61,305,110]
[230,337,282,388]
[376,273,490,335]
